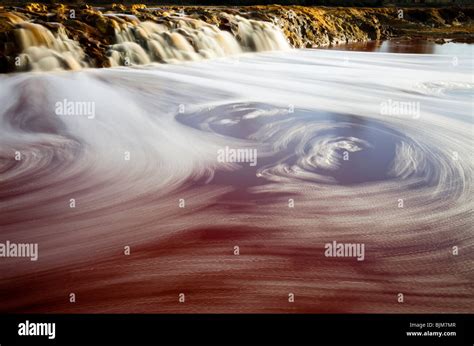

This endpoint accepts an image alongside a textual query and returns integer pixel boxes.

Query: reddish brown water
[0,47,472,313]
[322,39,473,55]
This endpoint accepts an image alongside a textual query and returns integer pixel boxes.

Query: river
[0,41,472,312]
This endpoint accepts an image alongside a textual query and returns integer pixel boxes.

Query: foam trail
[0,49,472,313]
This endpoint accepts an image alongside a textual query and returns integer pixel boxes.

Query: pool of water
[321,39,473,56]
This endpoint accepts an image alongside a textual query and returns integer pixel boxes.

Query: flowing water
[6,12,290,71]
[0,17,473,312]
[324,38,474,55]
[107,14,290,66]
[5,12,89,71]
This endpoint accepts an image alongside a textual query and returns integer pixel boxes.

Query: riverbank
[0,4,473,72]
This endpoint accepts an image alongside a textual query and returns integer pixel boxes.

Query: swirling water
[0,47,473,312]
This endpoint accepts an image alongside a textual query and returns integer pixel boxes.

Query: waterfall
[106,14,242,66]
[12,21,88,72]
[106,14,290,67]
[3,9,290,72]
[231,15,291,52]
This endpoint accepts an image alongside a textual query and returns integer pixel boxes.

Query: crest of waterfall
[12,21,88,72]
[107,14,290,67]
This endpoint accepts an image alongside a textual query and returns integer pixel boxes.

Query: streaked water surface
[0,47,473,313]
